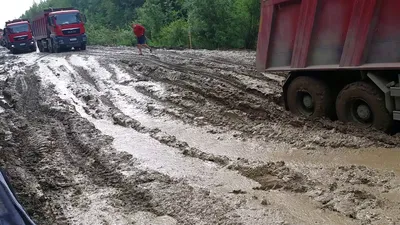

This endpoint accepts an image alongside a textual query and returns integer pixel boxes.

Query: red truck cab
[32,8,87,53]
[3,19,36,53]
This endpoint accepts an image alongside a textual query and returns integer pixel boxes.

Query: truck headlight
[11,45,14,48]
[31,41,34,45]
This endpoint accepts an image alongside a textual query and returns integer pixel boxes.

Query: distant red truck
[2,19,36,54]
[31,7,87,53]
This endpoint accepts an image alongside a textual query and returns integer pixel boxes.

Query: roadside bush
[157,19,189,48]
[86,24,135,46]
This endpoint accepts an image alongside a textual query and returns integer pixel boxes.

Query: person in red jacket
[132,24,152,55]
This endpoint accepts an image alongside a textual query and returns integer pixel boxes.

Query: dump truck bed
[256,0,400,71]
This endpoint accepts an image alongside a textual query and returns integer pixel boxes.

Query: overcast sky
[0,0,40,27]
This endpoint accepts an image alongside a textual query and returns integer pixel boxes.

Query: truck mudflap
[0,169,36,225]
[55,34,87,48]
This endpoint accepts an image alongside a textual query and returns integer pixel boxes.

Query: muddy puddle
[273,147,400,175]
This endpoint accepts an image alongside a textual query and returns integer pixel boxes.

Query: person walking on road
[132,24,152,55]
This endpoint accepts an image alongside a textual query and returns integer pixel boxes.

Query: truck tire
[48,40,54,53]
[52,40,60,53]
[81,44,87,51]
[287,76,333,119]
[336,81,392,132]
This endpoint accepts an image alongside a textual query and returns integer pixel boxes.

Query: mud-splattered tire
[48,40,54,53]
[336,81,392,132]
[287,76,333,119]
[53,40,60,53]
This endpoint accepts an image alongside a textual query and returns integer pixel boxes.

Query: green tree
[234,0,260,49]
[21,0,260,49]
[158,19,189,47]
[186,0,243,49]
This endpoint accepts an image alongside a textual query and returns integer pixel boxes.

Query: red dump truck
[2,19,36,54]
[257,0,400,132]
[31,7,87,53]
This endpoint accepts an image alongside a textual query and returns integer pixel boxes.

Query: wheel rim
[350,99,373,125]
[296,91,314,116]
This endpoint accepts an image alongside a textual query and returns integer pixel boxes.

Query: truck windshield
[7,24,29,34]
[54,13,81,25]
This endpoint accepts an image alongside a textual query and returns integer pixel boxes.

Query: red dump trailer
[257,0,400,132]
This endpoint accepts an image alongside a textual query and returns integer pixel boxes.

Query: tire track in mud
[115,53,400,148]
[87,48,281,92]
[49,53,400,225]
[3,48,400,225]
[117,60,394,149]
[40,54,304,225]
[122,57,275,101]
[37,50,400,150]
[163,50,280,85]
[120,59,283,119]
[0,56,251,225]
[39,54,337,224]
[98,101,400,225]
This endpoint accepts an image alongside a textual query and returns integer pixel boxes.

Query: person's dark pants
[137,35,146,44]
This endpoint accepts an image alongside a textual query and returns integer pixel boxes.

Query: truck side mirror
[82,14,87,23]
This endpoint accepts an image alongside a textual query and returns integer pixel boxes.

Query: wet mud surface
[0,46,400,225]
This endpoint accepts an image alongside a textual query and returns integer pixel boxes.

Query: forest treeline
[22,0,260,49]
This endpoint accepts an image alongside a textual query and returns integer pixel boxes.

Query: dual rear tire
[286,76,392,132]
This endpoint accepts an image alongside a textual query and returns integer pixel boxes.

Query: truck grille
[13,35,28,41]
[62,28,80,35]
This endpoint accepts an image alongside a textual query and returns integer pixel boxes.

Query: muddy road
[0,46,400,225]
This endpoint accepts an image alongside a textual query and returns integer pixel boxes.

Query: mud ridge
[111,110,231,165]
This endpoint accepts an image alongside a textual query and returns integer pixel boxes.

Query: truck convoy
[257,0,400,132]
[31,7,87,53]
[2,19,36,54]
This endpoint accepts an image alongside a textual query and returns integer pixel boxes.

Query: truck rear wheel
[48,40,54,53]
[336,81,392,132]
[286,76,333,119]
[52,40,60,53]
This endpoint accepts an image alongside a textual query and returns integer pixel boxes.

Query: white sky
[0,0,40,27]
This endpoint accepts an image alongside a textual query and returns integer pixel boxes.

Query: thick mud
[0,46,400,225]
